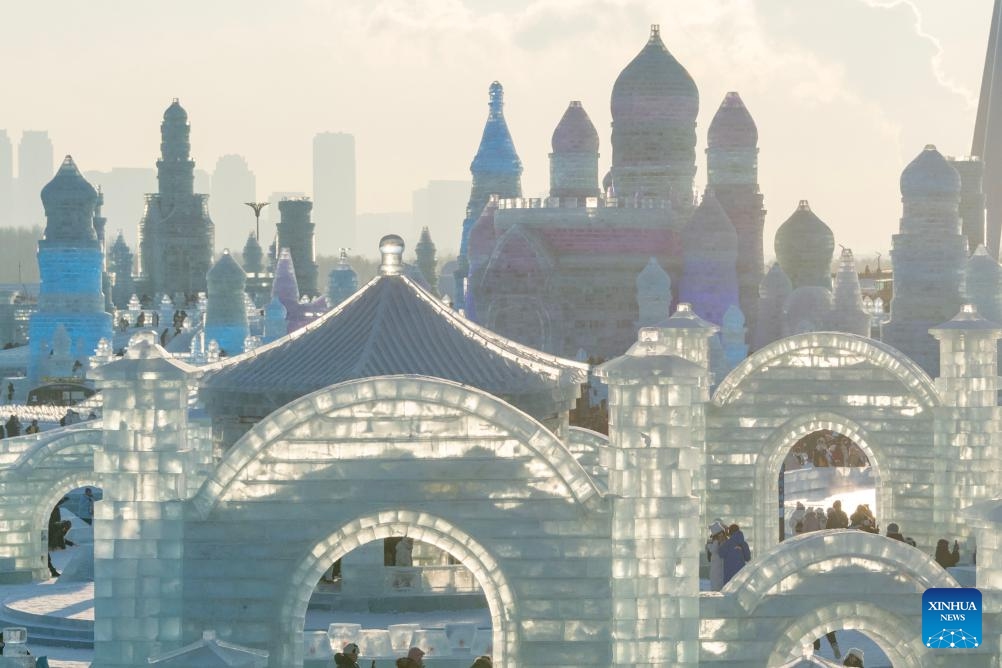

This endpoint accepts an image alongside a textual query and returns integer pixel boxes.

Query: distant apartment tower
[17,130,54,227]
[0,131,12,226]
[210,155,256,253]
[312,132,356,256]
[412,180,470,256]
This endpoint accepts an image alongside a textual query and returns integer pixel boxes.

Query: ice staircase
[0,600,92,649]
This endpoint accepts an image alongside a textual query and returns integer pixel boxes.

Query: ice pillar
[595,303,715,667]
[91,332,194,667]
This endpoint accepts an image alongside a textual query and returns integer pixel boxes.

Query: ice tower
[28,156,113,382]
[205,250,249,355]
[110,232,135,309]
[679,188,739,325]
[610,24,698,210]
[883,145,966,375]
[774,200,834,290]
[415,226,438,292]
[549,101,600,199]
[752,263,792,350]
[455,82,522,302]
[964,245,1002,322]
[830,247,870,336]
[277,198,318,297]
[138,99,215,299]
[707,92,765,335]
[327,248,358,307]
[636,257,672,327]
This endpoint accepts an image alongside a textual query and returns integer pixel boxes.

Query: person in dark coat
[5,415,20,438]
[885,523,905,542]
[826,500,849,529]
[935,539,960,568]
[722,524,751,584]
[334,642,360,668]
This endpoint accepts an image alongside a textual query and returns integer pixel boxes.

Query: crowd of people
[784,431,870,470]
[333,643,492,668]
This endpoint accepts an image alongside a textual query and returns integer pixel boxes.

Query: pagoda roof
[200,272,588,401]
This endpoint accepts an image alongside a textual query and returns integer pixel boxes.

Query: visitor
[722,523,751,585]
[5,414,21,437]
[334,642,361,668]
[843,647,864,666]
[470,656,492,668]
[885,523,905,542]
[801,507,820,533]
[791,502,806,534]
[826,500,849,529]
[849,505,877,533]
[813,631,841,660]
[47,552,60,578]
[706,520,727,591]
[406,647,425,667]
[6,382,12,401]
[80,488,95,525]
[48,502,65,550]
[26,419,40,435]
[935,539,960,568]
[0,423,5,439]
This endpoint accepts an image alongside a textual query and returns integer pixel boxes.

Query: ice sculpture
[774,200,835,290]
[830,247,870,336]
[753,262,792,350]
[636,257,672,327]
[415,226,438,292]
[205,250,249,355]
[549,100,600,199]
[964,245,1002,322]
[326,248,358,308]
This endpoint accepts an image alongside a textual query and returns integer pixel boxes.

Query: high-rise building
[210,155,256,253]
[16,130,54,228]
[137,99,215,299]
[0,130,12,226]
[412,180,469,257]
[312,132,356,256]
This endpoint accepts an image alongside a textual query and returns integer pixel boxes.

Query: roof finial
[650,24,660,40]
[378,235,405,276]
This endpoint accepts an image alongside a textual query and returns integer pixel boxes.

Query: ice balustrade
[496,195,670,210]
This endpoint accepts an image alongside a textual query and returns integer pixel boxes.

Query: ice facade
[883,145,967,376]
[27,156,113,383]
[137,99,215,299]
[679,188,739,326]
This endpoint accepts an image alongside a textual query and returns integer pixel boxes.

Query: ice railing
[497,195,671,210]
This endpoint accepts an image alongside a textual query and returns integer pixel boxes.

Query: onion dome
[242,233,264,274]
[637,257,672,297]
[611,25,698,107]
[551,101,599,153]
[683,189,737,254]
[900,145,961,198]
[760,262,793,299]
[163,98,188,123]
[708,92,758,149]
[774,200,835,289]
[40,156,99,243]
[470,82,522,174]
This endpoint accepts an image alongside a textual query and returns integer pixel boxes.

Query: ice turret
[262,296,288,343]
[884,144,967,375]
[110,232,135,309]
[679,189,739,325]
[775,200,835,290]
[415,226,438,292]
[205,250,249,355]
[964,245,1002,323]
[753,263,792,350]
[636,257,672,328]
[610,24,699,208]
[549,101,600,199]
[277,198,318,297]
[327,248,358,307]
[271,248,300,308]
[456,81,523,303]
[707,92,766,338]
[29,156,112,382]
[242,232,264,275]
[949,157,986,253]
[721,304,748,371]
[830,247,870,336]
[784,286,833,337]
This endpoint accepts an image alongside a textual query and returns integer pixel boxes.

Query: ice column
[595,303,715,667]
[929,305,1002,553]
[91,332,194,667]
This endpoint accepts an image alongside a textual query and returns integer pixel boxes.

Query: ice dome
[708,92,757,148]
[683,189,737,255]
[637,257,672,296]
[551,101,599,153]
[900,144,961,198]
[242,233,264,274]
[163,98,188,123]
[40,156,99,244]
[760,262,793,299]
[612,25,698,107]
[775,200,835,289]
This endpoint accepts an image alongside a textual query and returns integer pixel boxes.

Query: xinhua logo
[922,588,982,649]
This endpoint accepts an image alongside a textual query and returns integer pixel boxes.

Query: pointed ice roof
[207,249,246,282]
[551,101,599,153]
[708,92,758,148]
[612,24,698,107]
[201,235,587,405]
[470,81,523,175]
[684,188,737,254]
[163,98,188,123]
[41,156,99,244]
[760,262,793,298]
[271,248,300,305]
[774,200,835,289]
[42,156,98,207]
[636,257,671,295]
[900,145,961,198]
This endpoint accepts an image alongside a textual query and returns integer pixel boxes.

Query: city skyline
[0,0,993,254]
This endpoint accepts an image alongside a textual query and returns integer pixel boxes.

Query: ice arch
[276,511,517,666]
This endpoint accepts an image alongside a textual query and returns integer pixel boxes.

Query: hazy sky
[1,0,993,256]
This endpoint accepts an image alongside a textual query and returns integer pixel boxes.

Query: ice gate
[0,306,1000,666]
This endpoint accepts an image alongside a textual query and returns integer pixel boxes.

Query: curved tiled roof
[200,273,587,400]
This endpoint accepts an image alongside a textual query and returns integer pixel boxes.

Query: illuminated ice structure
[27,156,113,383]
[0,236,1000,667]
